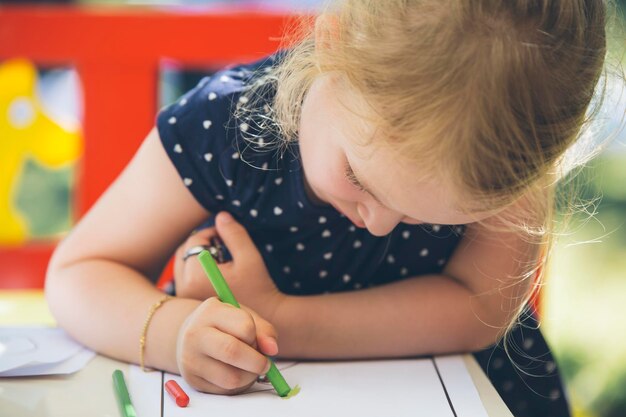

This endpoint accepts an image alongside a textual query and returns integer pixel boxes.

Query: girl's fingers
[215,212,261,262]
[175,227,221,299]
[203,300,258,347]
[201,328,271,377]
[185,361,256,395]
[244,307,279,356]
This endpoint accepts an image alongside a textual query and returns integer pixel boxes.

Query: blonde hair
[238,0,618,361]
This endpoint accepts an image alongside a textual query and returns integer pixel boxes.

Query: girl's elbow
[44,239,77,317]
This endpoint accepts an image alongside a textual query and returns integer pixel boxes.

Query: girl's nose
[357,202,403,237]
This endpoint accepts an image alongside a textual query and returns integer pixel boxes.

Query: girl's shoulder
[154,51,288,214]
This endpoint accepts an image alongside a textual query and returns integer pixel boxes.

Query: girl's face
[298,74,497,237]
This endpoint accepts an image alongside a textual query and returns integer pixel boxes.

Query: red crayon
[165,379,190,407]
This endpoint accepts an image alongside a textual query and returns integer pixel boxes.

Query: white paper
[0,347,95,377]
[127,365,163,417]
[0,327,92,375]
[434,355,489,417]
[161,358,459,417]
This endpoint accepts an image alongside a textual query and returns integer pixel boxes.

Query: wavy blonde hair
[239,0,617,359]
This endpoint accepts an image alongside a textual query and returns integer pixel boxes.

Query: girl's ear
[314,14,340,51]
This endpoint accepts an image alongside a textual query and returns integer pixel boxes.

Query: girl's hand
[176,297,279,395]
[175,212,285,322]
[174,227,220,300]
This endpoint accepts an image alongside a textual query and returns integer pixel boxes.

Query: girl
[46,1,609,416]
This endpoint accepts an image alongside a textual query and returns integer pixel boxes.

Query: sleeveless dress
[156,50,571,417]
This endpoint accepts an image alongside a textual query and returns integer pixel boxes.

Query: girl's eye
[344,163,367,192]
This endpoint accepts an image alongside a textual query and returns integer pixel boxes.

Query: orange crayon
[165,379,190,407]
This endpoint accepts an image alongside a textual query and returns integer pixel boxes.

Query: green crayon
[197,250,292,397]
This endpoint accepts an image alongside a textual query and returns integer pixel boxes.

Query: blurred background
[0,1,624,416]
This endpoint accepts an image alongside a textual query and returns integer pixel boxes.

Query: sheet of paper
[435,355,490,417]
[1,348,95,377]
[0,326,92,375]
[161,358,463,417]
[128,365,163,417]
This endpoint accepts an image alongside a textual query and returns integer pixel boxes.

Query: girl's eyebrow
[345,162,385,205]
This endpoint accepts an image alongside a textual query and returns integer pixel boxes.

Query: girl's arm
[272,211,541,359]
[46,128,277,393]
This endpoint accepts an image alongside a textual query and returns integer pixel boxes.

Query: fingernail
[263,360,272,375]
[268,337,279,355]
[219,211,233,223]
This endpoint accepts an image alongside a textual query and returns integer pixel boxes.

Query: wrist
[144,297,201,374]
[264,290,289,326]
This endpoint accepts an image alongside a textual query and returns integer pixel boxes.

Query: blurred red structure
[0,5,293,289]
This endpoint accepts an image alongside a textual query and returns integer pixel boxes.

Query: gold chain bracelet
[139,295,172,372]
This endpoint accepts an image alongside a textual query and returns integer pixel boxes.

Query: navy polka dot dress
[156,51,571,417]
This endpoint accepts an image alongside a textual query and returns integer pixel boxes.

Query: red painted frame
[0,5,295,288]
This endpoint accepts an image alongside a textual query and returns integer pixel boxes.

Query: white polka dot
[173,143,182,153]
[283,266,291,274]
[289,226,298,233]
[263,104,271,113]
[549,389,561,400]
[492,358,504,369]
[232,200,241,207]
[239,123,249,132]
[522,338,535,350]
[455,226,464,234]
[225,179,233,187]
[387,255,395,264]
[402,231,410,239]
[258,186,265,193]
[400,267,408,276]
[437,258,446,266]
[265,244,273,253]
[204,153,213,162]
[183,178,193,186]
[348,225,356,232]
[168,116,177,125]
[274,177,283,185]
[323,252,333,260]
[343,274,351,283]
[231,152,240,159]
[319,216,327,224]
[179,97,188,106]
[502,381,514,392]
[257,138,266,147]
[319,270,328,278]
[353,283,362,289]
[239,96,249,104]
[250,209,258,217]
[215,195,224,200]
[219,75,230,82]
[545,361,556,373]
[208,92,217,100]
[297,201,304,209]
[293,281,301,289]
[296,243,305,251]
[353,240,362,249]
[203,120,212,129]
[261,162,269,170]
[432,225,441,232]
[322,230,331,238]
[273,206,283,216]
[420,248,429,257]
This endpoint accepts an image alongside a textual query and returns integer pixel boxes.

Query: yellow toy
[0,59,82,246]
